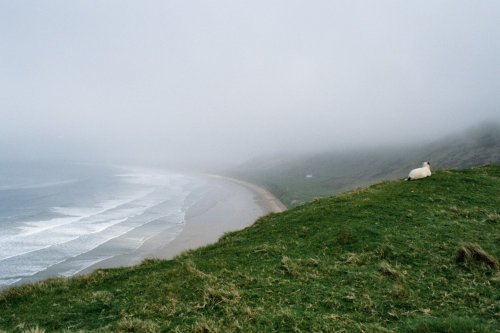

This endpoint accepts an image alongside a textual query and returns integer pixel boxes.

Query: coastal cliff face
[1,165,499,332]
[231,123,500,207]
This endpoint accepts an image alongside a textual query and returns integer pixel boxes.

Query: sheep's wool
[408,161,431,180]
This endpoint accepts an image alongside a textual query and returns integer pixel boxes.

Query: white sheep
[406,161,431,180]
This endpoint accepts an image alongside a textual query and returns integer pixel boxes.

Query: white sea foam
[0,179,79,191]
[16,192,153,237]
[0,194,153,261]
[0,198,154,262]
[0,210,187,285]
[0,167,196,289]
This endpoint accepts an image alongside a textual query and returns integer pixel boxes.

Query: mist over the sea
[1,1,500,167]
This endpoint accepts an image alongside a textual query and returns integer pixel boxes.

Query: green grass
[1,165,499,332]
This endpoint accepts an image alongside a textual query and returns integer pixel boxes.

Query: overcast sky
[1,1,499,167]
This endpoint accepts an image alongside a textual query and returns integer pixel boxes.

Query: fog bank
[1,1,499,168]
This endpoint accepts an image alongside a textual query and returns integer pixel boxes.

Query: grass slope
[1,165,499,332]
[231,123,500,207]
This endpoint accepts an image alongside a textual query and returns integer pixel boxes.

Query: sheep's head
[422,161,430,168]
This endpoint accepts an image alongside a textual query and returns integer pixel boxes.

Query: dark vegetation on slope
[231,123,500,207]
[1,165,499,332]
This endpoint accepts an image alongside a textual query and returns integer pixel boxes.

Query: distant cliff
[231,122,500,207]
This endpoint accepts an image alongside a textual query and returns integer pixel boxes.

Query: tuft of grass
[197,283,240,310]
[192,319,222,333]
[484,212,500,224]
[379,261,403,280]
[279,256,298,276]
[455,243,499,271]
[116,318,159,333]
[22,327,45,333]
[402,317,495,333]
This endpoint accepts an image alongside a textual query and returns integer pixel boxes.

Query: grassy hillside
[1,165,499,332]
[231,123,500,207]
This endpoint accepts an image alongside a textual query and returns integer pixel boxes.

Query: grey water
[0,161,206,289]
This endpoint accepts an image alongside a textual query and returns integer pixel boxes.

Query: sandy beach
[76,174,286,272]
[149,174,286,261]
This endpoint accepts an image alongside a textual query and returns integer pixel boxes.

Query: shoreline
[205,174,287,213]
[148,173,286,261]
[79,174,286,271]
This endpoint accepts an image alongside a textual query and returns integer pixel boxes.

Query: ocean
[0,161,263,289]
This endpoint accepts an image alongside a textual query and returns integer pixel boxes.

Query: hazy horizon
[1,1,499,168]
